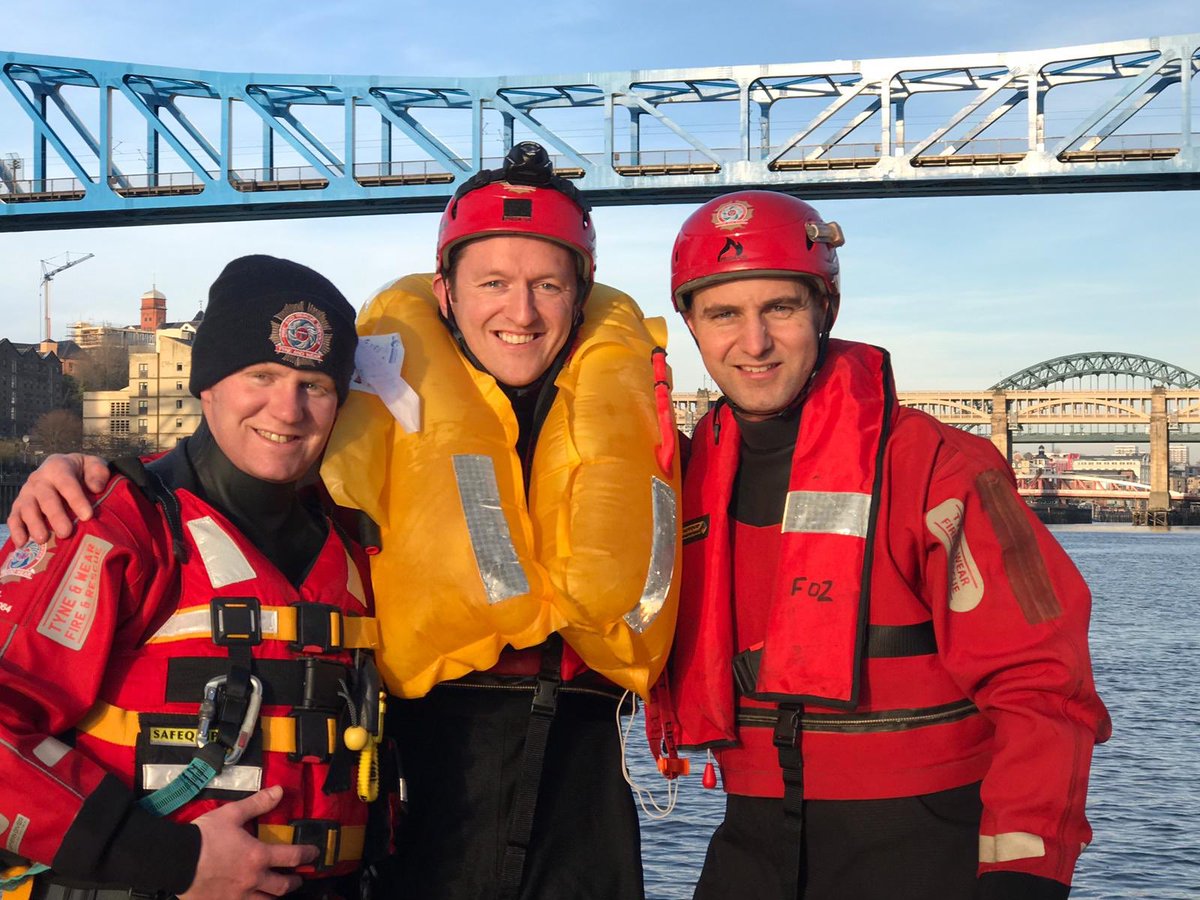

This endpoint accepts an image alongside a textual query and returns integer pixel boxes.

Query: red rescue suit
[0,468,379,887]
[669,340,1110,885]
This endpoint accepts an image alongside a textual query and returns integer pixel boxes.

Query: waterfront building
[672,388,720,436]
[82,332,201,452]
[0,339,67,439]
[79,287,204,453]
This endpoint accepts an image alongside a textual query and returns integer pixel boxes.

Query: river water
[632,525,1200,899]
[2,524,1196,897]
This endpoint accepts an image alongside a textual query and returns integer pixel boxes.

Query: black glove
[976,871,1070,900]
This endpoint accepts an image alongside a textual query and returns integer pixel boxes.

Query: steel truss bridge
[1,33,1198,230]
[897,351,1200,509]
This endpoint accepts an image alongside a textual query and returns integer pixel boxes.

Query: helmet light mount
[437,141,596,286]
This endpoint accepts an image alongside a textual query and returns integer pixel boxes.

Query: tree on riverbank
[30,409,83,456]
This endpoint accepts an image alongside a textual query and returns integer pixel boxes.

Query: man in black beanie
[0,255,384,900]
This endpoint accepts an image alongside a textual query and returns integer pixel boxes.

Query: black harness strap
[773,703,806,895]
[110,457,188,563]
[496,634,563,900]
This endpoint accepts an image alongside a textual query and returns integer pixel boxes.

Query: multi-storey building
[0,340,66,439]
[68,289,176,353]
[672,387,720,436]
[83,331,201,452]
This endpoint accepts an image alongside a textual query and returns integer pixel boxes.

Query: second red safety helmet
[671,190,844,323]
[437,141,596,287]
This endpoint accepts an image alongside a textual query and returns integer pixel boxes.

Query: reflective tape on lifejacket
[452,454,532,605]
[186,516,257,588]
[143,762,262,793]
[781,490,871,538]
[145,605,379,649]
[624,476,677,634]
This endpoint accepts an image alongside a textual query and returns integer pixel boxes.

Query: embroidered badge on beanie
[271,302,332,365]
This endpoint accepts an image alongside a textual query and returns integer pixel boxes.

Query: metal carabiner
[196,673,263,766]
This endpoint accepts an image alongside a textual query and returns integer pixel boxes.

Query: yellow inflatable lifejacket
[321,274,681,700]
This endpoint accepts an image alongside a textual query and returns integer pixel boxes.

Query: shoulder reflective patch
[32,737,70,768]
[186,517,256,588]
[36,536,111,651]
[782,491,871,538]
[975,469,1063,624]
[979,831,1046,863]
[682,515,709,545]
[4,813,29,854]
[925,499,984,613]
[452,454,530,604]
[344,550,368,608]
[142,763,262,793]
[625,477,677,634]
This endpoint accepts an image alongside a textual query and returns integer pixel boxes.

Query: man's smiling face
[685,275,829,420]
[434,235,578,387]
[200,362,338,483]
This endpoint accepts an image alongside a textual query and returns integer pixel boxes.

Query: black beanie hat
[189,255,358,404]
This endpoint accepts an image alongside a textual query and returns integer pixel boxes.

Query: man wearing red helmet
[8,144,680,900]
[320,142,679,900]
[657,191,1110,899]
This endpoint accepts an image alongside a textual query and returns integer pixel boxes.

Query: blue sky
[1,0,1197,391]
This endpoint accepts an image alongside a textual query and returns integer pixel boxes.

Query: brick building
[0,339,66,439]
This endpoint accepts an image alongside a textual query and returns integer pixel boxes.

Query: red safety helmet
[670,191,844,323]
[437,142,596,286]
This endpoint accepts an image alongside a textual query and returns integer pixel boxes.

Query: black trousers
[694,783,983,900]
[377,685,644,900]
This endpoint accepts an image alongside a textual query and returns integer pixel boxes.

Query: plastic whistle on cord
[647,675,689,780]
[343,656,386,802]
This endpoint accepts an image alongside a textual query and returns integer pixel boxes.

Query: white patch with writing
[351,332,420,434]
[5,813,29,853]
[36,536,111,650]
[0,601,12,615]
[925,499,984,612]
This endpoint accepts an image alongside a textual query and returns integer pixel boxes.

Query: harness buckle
[290,818,341,872]
[290,602,344,654]
[772,706,802,751]
[197,673,263,765]
[210,597,262,646]
[530,675,560,716]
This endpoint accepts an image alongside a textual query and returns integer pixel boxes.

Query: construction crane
[40,252,95,342]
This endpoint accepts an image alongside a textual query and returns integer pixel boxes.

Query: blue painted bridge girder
[0,33,1197,231]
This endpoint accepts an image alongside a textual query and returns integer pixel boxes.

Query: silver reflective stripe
[186,517,256,588]
[150,608,278,642]
[624,477,677,634]
[33,737,70,768]
[142,763,262,793]
[782,491,871,538]
[452,454,530,604]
